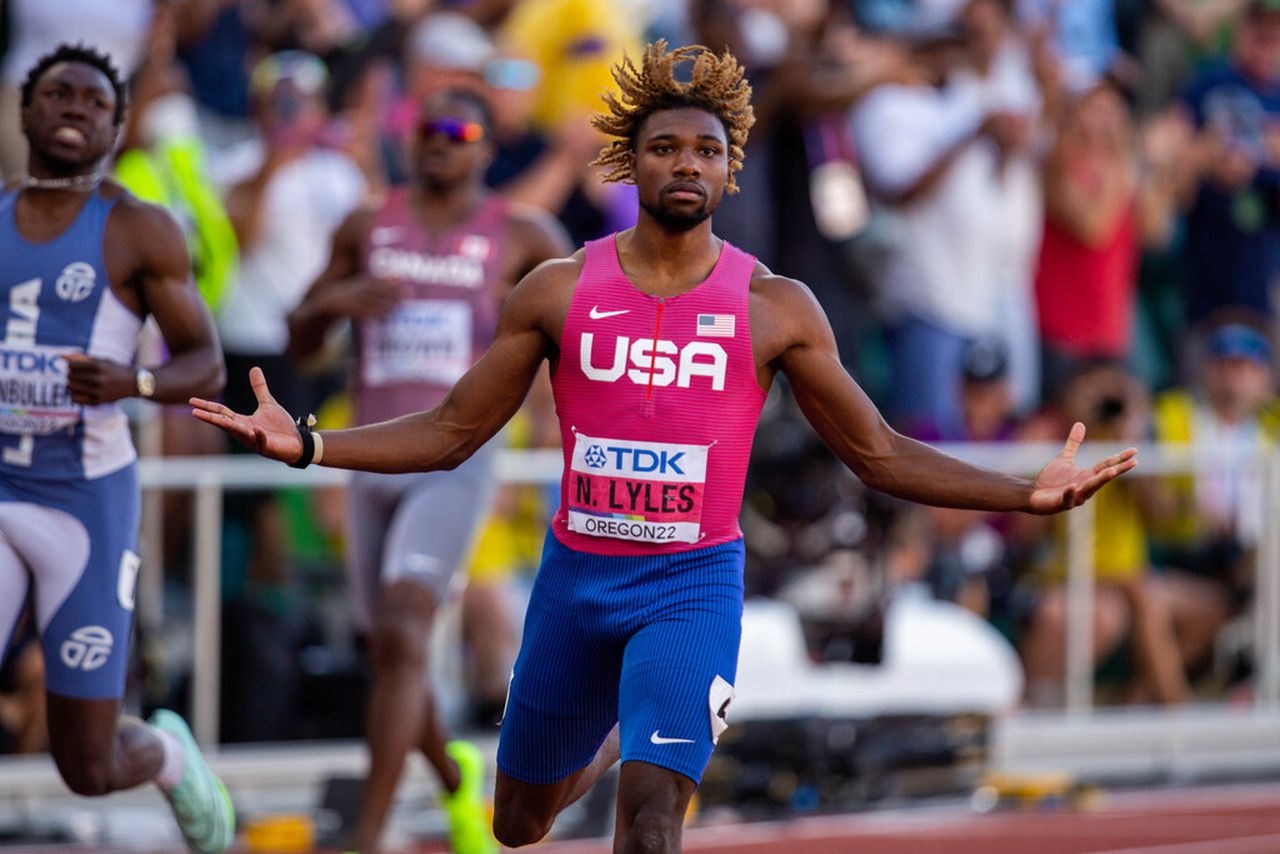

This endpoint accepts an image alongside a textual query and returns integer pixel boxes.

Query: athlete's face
[631,107,729,233]
[22,61,119,173]
[412,95,493,193]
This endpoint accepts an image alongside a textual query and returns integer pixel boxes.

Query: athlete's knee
[55,754,117,797]
[371,581,435,663]
[492,780,559,848]
[370,614,429,668]
[491,805,555,849]
[618,802,685,853]
[370,597,435,671]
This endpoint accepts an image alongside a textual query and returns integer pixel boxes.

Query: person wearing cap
[213,49,367,742]
[1149,314,1280,689]
[910,338,1025,615]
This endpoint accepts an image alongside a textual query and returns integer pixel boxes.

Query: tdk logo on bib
[585,443,687,475]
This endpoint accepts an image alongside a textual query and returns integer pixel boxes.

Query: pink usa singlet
[550,234,767,556]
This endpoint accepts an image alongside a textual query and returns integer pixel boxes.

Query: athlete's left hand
[63,353,138,405]
[1027,422,1138,515]
[189,366,305,464]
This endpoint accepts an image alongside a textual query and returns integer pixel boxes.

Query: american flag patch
[697,313,735,338]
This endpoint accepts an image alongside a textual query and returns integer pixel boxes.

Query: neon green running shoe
[149,709,236,853]
[442,740,496,854]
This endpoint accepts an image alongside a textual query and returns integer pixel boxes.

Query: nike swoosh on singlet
[589,306,630,320]
[650,730,695,745]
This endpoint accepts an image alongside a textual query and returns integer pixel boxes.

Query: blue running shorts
[497,533,744,786]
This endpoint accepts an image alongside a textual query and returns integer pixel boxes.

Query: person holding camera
[1016,360,1188,707]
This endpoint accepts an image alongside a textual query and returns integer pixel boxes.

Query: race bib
[566,431,709,544]
[362,299,472,386]
[0,344,80,435]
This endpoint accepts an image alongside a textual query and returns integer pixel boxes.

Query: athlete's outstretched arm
[192,260,571,473]
[762,277,1136,515]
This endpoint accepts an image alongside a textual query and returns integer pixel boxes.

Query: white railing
[134,441,1280,745]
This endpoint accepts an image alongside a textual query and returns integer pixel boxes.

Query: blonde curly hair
[590,40,755,194]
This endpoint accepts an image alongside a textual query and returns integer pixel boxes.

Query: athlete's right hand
[321,275,403,319]
[189,366,305,464]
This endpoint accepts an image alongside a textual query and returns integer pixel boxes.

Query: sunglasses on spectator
[419,117,486,143]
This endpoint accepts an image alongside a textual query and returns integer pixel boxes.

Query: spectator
[1179,0,1280,327]
[1019,0,1129,90]
[117,2,239,315]
[913,338,1024,615]
[1149,314,1280,689]
[1017,361,1187,706]
[755,2,895,370]
[851,0,1047,434]
[498,0,642,136]
[1035,81,1189,401]
[1136,0,1255,115]
[953,0,1049,413]
[480,42,631,246]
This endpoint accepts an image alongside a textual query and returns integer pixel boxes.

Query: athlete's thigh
[496,535,623,786]
[617,542,744,785]
[0,467,140,700]
[381,444,498,603]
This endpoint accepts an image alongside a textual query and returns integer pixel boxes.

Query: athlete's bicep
[131,206,220,358]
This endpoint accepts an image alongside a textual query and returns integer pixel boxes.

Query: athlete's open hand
[1027,422,1137,515]
[189,367,304,464]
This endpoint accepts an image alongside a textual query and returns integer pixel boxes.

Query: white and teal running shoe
[149,709,236,853]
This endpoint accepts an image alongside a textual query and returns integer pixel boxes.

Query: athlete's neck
[22,158,106,193]
[411,182,486,232]
[617,220,722,296]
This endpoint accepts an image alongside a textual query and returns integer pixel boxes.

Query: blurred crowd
[4,0,1280,753]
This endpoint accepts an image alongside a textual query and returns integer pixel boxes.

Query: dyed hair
[591,40,754,194]
[21,43,127,125]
